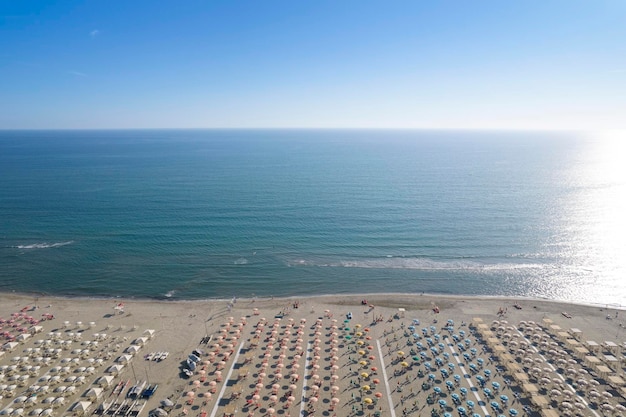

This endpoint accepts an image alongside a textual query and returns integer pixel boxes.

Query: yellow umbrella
[355,324,362,329]
[361,385,370,391]
[357,341,364,346]
[401,361,409,367]
[359,360,367,366]
[358,350,366,356]
[356,332,363,337]
[397,351,405,356]
[363,398,373,404]
[361,372,369,378]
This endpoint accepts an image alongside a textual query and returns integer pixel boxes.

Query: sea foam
[15,241,74,249]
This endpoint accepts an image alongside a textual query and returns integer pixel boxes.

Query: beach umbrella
[160,399,174,408]
[362,398,372,404]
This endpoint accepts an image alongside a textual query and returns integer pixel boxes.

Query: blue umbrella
[483,388,492,396]
[470,348,477,355]
[412,319,420,325]
[430,326,437,333]
[472,414,480,417]
[448,363,455,370]
[492,381,500,389]
[508,409,518,416]
[443,414,452,417]
[453,335,460,342]
[477,358,484,365]
[500,395,508,403]
[443,352,450,359]
[466,400,474,408]
[428,373,436,381]
[446,380,454,387]
[459,387,468,396]
[413,333,420,339]
[434,386,442,394]
[451,393,460,402]
[435,334,441,341]
[490,401,500,410]
[408,325,415,331]
[454,374,461,382]
[459,330,466,337]
[457,406,467,414]
[438,399,447,407]
[484,369,491,377]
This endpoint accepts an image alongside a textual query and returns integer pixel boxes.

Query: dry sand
[1,293,625,417]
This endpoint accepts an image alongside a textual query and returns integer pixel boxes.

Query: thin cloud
[90,29,100,37]
[69,70,87,77]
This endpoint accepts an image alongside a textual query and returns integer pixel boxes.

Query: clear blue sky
[1,1,625,129]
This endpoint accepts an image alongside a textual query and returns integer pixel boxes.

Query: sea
[1,129,624,306]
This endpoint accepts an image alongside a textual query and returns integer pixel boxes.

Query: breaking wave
[287,256,547,272]
[15,241,74,249]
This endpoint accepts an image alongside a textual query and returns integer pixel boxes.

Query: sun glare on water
[563,130,626,304]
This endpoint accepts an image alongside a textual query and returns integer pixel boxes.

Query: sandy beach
[1,293,625,417]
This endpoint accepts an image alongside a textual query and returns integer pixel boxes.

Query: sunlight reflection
[560,131,626,303]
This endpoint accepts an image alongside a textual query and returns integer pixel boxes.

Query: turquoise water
[1,129,624,305]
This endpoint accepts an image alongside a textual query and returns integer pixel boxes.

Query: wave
[14,241,74,249]
[234,257,248,265]
[287,256,547,272]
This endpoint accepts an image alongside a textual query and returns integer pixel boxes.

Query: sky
[1,1,625,130]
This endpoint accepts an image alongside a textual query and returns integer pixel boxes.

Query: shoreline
[2,289,623,311]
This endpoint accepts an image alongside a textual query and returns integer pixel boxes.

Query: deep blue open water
[1,129,624,305]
